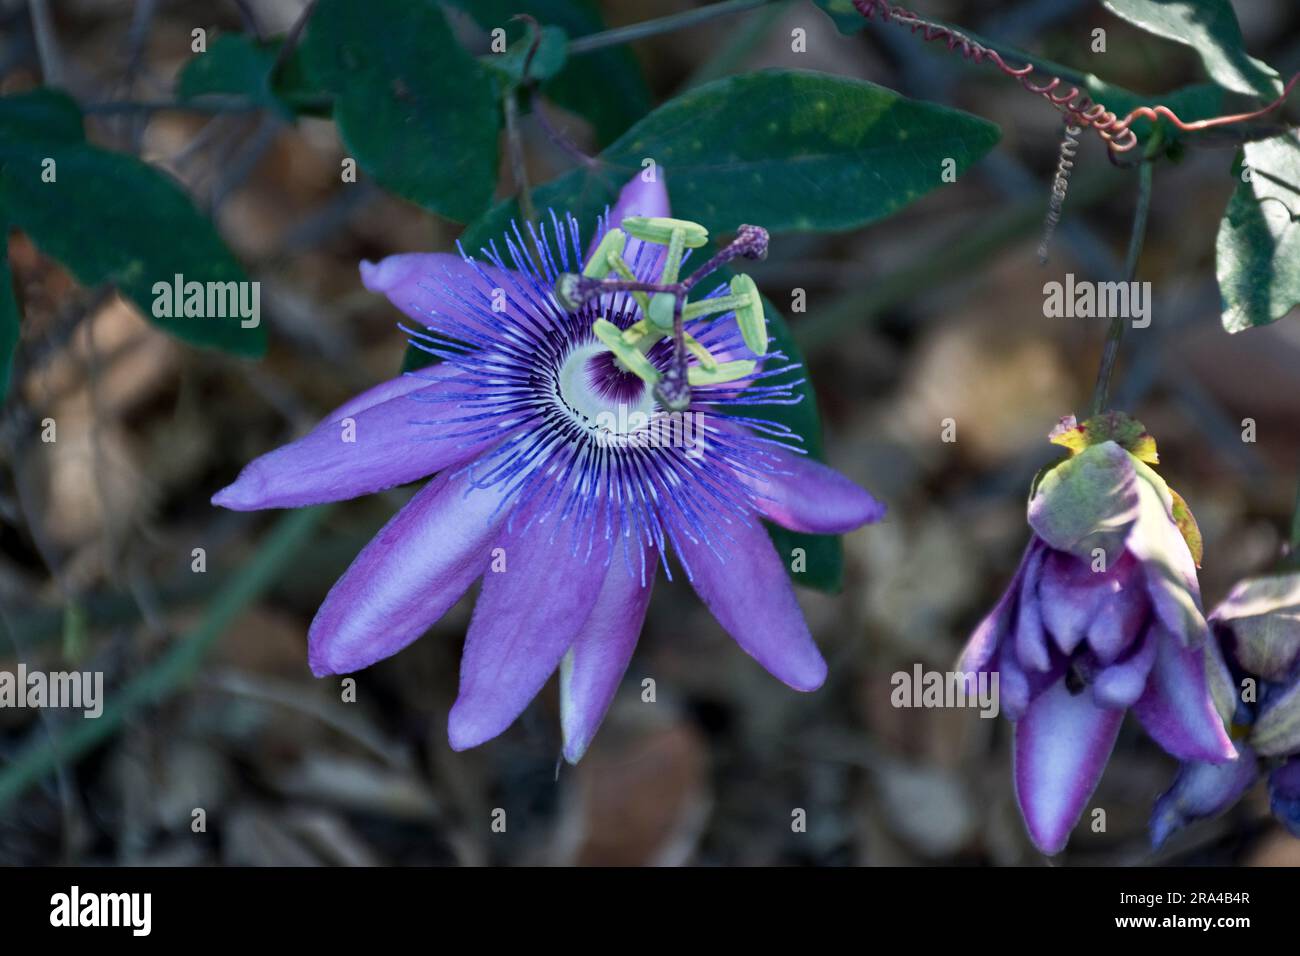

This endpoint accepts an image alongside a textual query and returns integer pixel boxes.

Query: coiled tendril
[1037,124,1081,264]
[853,0,1298,158]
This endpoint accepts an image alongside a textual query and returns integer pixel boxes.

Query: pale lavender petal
[447,514,615,751]
[1127,461,1208,646]
[1209,572,1300,681]
[1150,745,1260,848]
[678,517,826,691]
[1092,628,1158,709]
[1013,678,1125,854]
[307,472,508,676]
[1027,441,1140,563]
[559,553,658,764]
[1251,676,1300,757]
[743,448,885,534]
[212,367,494,511]
[1132,623,1237,763]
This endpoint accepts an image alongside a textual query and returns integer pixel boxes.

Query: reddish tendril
[853,0,1299,156]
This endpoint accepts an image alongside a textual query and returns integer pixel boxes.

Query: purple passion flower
[958,413,1235,854]
[1151,571,1300,845]
[212,173,885,761]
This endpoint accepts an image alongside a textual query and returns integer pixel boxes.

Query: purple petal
[1014,678,1125,854]
[559,553,658,764]
[212,367,493,511]
[1267,758,1300,837]
[1150,746,1260,848]
[957,539,1040,676]
[1132,623,1237,763]
[1038,549,1145,660]
[744,448,886,534]
[307,472,507,676]
[1014,543,1052,672]
[447,512,615,751]
[678,517,826,691]
[1092,628,1158,709]
[360,252,553,334]
[588,171,672,265]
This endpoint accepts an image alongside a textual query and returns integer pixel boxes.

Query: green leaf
[446,0,651,145]
[302,0,500,223]
[0,88,84,143]
[1216,133,1300,332]
[0,91,264,357]
[457,69,1000,250]
[0,217,17,400]
[177,33,326,119]
[1101,0,1281,99]
[481,25,569,86]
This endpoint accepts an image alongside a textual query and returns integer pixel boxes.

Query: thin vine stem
[1087,134,1160,418]
[567,0,777,55]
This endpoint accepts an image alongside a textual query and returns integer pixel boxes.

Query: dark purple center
[584,349,647,405]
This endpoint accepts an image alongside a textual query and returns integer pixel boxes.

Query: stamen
[554,215,772,410]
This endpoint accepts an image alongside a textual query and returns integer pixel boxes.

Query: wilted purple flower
[1151,571,1300,845]
[212,173,884,760]
[959,414,1235,854]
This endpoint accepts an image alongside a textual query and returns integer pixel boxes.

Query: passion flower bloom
[212,173,884,760]
[958,414,1236,854]
[1151,571,1300,844]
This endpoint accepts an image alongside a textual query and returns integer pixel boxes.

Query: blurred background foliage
[0,0,1298,866]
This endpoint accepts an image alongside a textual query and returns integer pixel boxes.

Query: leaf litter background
[2,0,1300,866]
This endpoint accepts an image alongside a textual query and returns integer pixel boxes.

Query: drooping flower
[212,172,884,760]
[958,413,1236,854]
[1151,570,1300,845]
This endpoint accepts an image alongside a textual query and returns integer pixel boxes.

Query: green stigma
[568,214,769,401]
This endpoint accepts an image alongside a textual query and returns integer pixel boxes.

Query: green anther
[682,333,718,371]
[620,216,709,249]
[607,252,652,314]
[661,227,686,284]
[681,292,749,321]
[730,274,767,356]
[592,319,661,385]
[687,359,755,387]
[583,228,627,279]
[647,292,676,330]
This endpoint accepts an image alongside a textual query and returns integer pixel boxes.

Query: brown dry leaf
[564,703,711,866]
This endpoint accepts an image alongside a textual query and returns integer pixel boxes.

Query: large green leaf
[0,215,17,399]
[301,0,500,223]
[446,0,651,145]
[0,90,264,357]
[455,69,1000,252]
[177,33,326,118]
[1216,134,1300,332]
[1101,0,1281,99]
